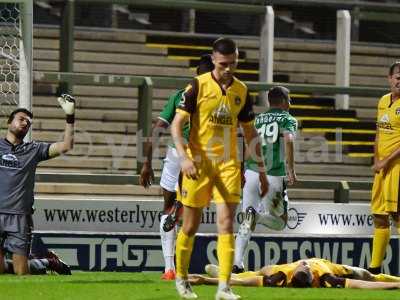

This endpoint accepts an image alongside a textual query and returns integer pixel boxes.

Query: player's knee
[271,217,286,231]
[373,215,390,228]
[163,189,177,212]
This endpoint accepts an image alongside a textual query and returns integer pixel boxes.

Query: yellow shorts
[180,158,241,208]
[371,164,400,214]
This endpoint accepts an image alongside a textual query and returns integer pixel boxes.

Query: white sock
[234,222,252,267]
[218,280,228,291]
[257,214,285,231]
[160,214,176,272]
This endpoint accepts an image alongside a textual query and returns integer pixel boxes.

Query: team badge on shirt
[235,96,241,105]
[396,108,400,115]
[181,188,188,197]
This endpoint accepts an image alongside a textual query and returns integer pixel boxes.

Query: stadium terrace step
[349,190,371,202]
[290,108,356,118]
[290,96,335,108]
[30,107,142,122]
[301,120,375,131]
[346,145,374,155]
[296,163,373,178]
[35,182,162,196]
[34,60,193,77]
[29,119,137,134]
[34,38,167,55]
[35,49,188,68]
[287,189,333,201]
[146,34,216,49]
[165,47,244,60]
[38,158,162,173]
[325,132,375,143]
[294,152,372,165]
[34,27,147,43]
[33,183,355,202]
[31,131,138,145]
[353,108,377,121]
[299,174,372,181]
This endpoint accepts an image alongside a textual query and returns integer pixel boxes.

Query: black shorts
[0,213,33,256]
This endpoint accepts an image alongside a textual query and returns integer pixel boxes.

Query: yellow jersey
[176,72,254,160]
[376,93,400,160]
[308,258,352,287]
[263,259,349,288]
[268,261,300,286]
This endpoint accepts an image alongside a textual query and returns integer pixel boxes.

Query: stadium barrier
[32,197,400,274]
[31,232,400,275]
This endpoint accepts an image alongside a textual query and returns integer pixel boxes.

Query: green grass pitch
[1,272,399,300]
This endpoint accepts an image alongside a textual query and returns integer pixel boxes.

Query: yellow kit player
[171,37,268,300]
[369,61,400,274]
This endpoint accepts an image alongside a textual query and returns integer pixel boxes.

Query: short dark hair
[212,37,237,55]
[389,61,400,75]
[291,270,313,288]
[196,54,214,75]
[8,108,33,124]
[268,86,291,106]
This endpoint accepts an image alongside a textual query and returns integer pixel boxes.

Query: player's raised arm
[48,94,75,158]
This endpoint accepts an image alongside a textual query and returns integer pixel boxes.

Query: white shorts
[160,146,181,192]
[241,169,288,217]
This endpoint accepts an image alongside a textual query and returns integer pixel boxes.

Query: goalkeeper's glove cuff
[66,114,75,124]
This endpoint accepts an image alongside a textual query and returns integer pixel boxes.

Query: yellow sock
[370,227,390,268]
[373,273,400,282]
[217,233,234,283]
[233,271,258,279]
[175,230,195,279]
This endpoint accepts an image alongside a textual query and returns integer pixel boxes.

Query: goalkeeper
[0,94,75,275]
[190,258,400,289]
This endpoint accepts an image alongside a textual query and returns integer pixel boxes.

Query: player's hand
[139,162,154,188]
[57,94,75,115]
[188,274,206,285]
[241,168,246,188]
[259,172,269,197]
[287,169,297,185]
[372,159,388,173]
[181,157,198,180]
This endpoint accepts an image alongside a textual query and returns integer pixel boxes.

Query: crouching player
[234,86,297,273]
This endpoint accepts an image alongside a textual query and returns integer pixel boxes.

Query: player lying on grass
[188,258,400,289]
[3,250,71,275]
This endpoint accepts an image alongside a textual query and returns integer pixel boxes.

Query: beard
[10,127,28,140]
